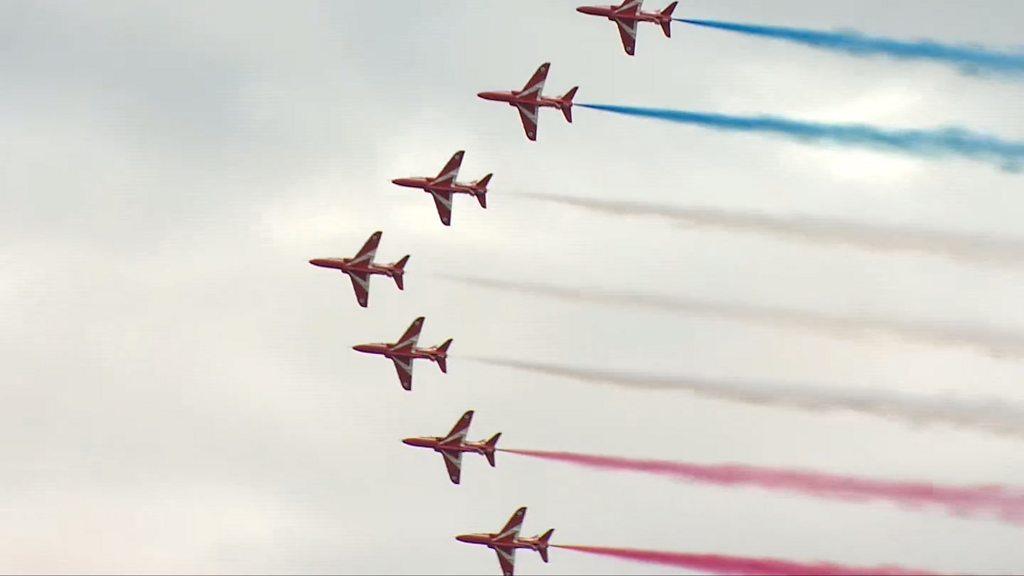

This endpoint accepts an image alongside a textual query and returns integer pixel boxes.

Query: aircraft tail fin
[560,87,578,123]
[436,338,453,354]
[474,173,493,191]
[392,255,410,290]
[538,529,554,562]
[435,338,453,373]
[661,2,677,37]
[474,173,492,208]
[483,432,501,466]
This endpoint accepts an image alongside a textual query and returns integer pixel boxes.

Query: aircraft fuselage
[477,91,566,110]
[352,343,441,362]
[391,177,481,196]
[455,533,546,552]
[308,258,398,278]
[577,5,668,24]
[402,436,490,455]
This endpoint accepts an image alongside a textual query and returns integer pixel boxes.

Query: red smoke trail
[554,544,937,576]
[502,449,1024,525]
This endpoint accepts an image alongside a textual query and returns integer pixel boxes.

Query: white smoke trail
[447,276,1024,359]
[518,193,1024,268]
[476,358,1024,440]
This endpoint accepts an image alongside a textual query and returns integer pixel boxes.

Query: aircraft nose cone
[352,344,372,353]
[455,535,472,544]
[401,438,416,446]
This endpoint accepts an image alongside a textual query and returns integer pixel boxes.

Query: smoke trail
[678,19,1024,77]
[555,545,936,576]
[505,449,1024,525]
[449,276,1024,359]
[474,358,1024,440]
[579,104,1024,170]
[518,193,1024,268]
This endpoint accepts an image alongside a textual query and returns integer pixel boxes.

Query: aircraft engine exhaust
[579,103,1024,170]
[517,193,1024,268]
[473,358,1024,440]
[450,276,1024,359]
[554,544,938,576]
[678,19,1024,77]
[502,448,1024,526]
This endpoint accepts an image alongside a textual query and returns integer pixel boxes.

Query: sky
[2,0,1023,574]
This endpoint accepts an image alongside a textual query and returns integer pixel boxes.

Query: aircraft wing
[440,411,474,446]
[440,450,463,484]
[392,357,414,391]
[614,17,638,55]
[429,151,464,187]
[430,191,454,226]
[351,231,382,266]
[516,62,549,99]
[494,547,517,576]
[515,103,539,141]
[614,0,642,14]
[391,317,424,352]
[348,272,371,308]
[497,507,526,542]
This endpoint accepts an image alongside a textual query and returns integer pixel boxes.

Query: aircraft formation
[308,2,921,575]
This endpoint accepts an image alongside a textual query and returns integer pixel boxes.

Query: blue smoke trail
[678,19,1024,76]
[580,104,1024,170]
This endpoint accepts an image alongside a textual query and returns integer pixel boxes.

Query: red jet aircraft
[308,231,409,308]
[577,0,678,56]
[391,150,492,226]
[478,63,578,141]
[456,507,554,576]
[402,410,501,485]
[352,317,451,391]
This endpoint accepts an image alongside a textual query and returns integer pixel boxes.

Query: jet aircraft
[577,0,678,55]
[352,317,451,391]
[391,150,492,226]
[477,63,577,141]
[457,507,554,576]
[402,410,501,485]
[308,231,408,307]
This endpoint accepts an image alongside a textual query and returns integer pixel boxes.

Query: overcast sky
[2,1,1024,574]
